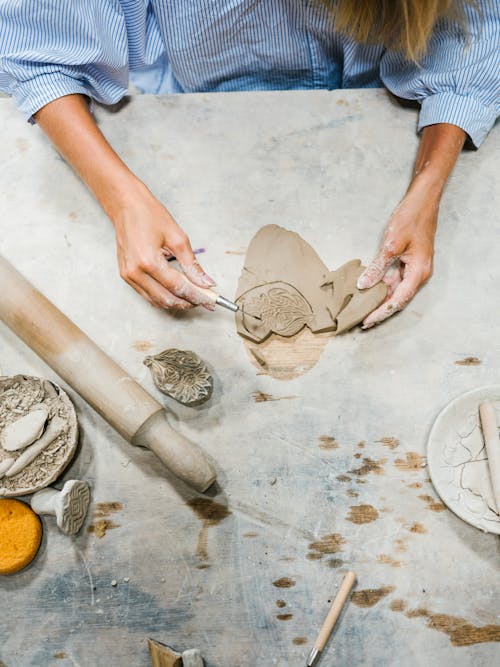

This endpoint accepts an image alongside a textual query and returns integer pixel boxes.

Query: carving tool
[0,254,216,493]
[306,571,356,666]
[479,402,500,514]
[178,273,262,321]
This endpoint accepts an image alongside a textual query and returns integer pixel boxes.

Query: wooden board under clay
[235,224,387,343]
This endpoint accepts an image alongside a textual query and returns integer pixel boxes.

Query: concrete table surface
[0,90,499,667]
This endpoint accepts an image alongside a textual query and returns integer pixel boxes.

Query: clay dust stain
[347,504,379,524]
[407,482,422,489]
[455,357,481,366]
[187,497,232,562]
[273,577,296,588]
[243,531,258,538]
[87,520,120,538]
[358,441,366,448]
[390,599,407,612]
[88,502,123,538]
[346,489,359,498]
[408,522,427,534]
[418,494,446,512]
[351,586,395,608]
[277,613,293,621]
[403,608,500,646]
[293,637,307,645]
[93,502,123,517]
[393,538,408,553]
[252,390,297,403]
[132,340,154,352]
[308,534,346,560]
[276,600,286,608]
[394,452,425,471]
[336,474,351,483]
[377,437,399,449]
[327,558,344,568]
[376,554,404,567]
[319,436,339,450]
[53,652,66,659]
[349,457,386,477]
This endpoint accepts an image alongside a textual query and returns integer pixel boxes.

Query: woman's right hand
[113,184,216,310]
[34,95,215,311]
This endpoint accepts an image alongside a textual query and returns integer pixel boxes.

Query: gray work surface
[0,90,499,667]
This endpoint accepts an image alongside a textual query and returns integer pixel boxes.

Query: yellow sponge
[0,498,42,574]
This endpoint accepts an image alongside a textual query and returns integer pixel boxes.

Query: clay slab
[427,385,500,534]
[235,224,386,343]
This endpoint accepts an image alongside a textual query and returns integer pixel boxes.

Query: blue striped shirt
[0,1,498,147]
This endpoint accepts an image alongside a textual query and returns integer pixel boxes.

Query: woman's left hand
[356,182,439,329]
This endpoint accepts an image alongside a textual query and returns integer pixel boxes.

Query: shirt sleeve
[380,0,500,147]
[0,0,130,120]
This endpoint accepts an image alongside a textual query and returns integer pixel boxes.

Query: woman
[0,1,498,327]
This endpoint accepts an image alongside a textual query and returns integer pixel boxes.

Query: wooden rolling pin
[479,402,500,514]
[0,255,216,492]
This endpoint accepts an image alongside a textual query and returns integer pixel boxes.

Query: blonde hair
[329,0,470,61]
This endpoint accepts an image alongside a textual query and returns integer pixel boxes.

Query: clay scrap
[0,376,78,497]
[144,349,213,407]
[235,225,387,343]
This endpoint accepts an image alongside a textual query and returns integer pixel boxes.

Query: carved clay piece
[144,349,213,406]
[0,404,49,452]
[235,225,387,343]
[0,376,78,497]
[31,479,91,535]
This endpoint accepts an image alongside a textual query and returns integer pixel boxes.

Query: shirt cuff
[418,91,497,148]
[11,71,93,122]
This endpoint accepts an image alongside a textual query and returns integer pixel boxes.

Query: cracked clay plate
[428,385,500,534]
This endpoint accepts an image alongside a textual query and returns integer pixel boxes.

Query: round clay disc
[0,498,42,574]
[427,385,500,534]
[0,375,79,497]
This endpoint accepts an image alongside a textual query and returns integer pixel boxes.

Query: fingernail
[201,273,216,287]
[357,275,370,290]
[203,303,216,312]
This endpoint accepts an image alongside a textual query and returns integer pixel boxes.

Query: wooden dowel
[479,402,500,514]
[0,255,216,492]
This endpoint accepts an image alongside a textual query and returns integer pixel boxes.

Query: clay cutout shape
[235,225,386,343]
[0,404,49,452]
[0,376,78,497]
[321,259,387,335]
[31,479,91,535]
[144,349,213,406]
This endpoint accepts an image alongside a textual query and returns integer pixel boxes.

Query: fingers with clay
[357,208,435,329]
[115,195,216,311]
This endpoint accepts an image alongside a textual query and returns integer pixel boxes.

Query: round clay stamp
[0,375,79,497]
[0,498,42,574]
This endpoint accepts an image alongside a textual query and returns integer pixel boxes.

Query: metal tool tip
[306,648,320,667]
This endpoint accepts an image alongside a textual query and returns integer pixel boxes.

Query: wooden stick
[0,255,216,492]
[307,571,356,666]
[479,402,500,514]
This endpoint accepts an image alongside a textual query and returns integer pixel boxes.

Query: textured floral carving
[144,349,213,407]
